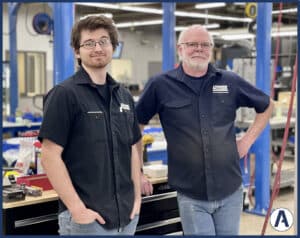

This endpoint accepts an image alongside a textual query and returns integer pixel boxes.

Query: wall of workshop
[2,3,53,113]
[3,3,164,113]
[118,27,163,86]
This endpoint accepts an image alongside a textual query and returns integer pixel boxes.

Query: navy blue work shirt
[39,67,141,229]
[136,63,270,201]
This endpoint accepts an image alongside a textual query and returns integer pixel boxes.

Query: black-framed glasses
[180,42,213,50]
[80,38,111,49]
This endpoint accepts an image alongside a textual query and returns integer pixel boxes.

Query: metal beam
[162,2,176,72]
[8,3,21,116]
[51,3,75,84]
[250,2,272,216]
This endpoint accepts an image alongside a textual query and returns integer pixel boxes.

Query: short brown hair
[71,15,119,51]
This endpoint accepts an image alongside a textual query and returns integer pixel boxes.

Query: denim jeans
[58,210,139,235]
[177,185,243,235]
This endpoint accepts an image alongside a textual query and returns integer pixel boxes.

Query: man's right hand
[71,207,106,225]
[141,173,153,196]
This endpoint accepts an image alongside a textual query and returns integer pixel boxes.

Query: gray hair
[177,24,214,46]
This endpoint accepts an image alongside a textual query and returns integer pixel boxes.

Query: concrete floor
[240,186,296,235]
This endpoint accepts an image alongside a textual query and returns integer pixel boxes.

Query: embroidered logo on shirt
[212,85,229,94]
[120,103,130,112]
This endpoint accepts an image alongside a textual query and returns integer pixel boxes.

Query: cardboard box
[143,164,168,178]
[278,91,296,107]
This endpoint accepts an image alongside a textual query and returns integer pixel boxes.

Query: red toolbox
[17,174,53,191]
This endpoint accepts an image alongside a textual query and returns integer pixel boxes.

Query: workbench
[2,121,41,136]
[2,177,182,235]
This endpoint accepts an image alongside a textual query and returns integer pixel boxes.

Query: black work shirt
[136,64,270,201]
[39,67,141,229]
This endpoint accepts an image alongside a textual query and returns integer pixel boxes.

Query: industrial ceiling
[75,2,297,33]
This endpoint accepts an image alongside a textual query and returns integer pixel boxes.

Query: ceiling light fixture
[221,30,297,40]
[195,3,226,9]
[175,23,220,31]
[175,11,251,22]
[271,31,297,37]
[233,3,246,6]
[116,20,163,28]
[116,21,220,30]
[77,3,120,10]
[272,8,297,14]
[121,6,163,14]
[76,2,252,23]
[221,34,255,40]
[80,13,113,20]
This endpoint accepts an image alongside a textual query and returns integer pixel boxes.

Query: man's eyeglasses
[80,38,111,49]
[180,42,213,50]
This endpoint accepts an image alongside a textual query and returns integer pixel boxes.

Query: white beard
[186,60,208,71]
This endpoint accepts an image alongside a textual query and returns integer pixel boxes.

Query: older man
[136,25,273,235]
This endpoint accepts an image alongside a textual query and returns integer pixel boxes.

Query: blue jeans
[177,185,243,235]
[58,210,139,235]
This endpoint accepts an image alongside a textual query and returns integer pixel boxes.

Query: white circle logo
[270,208,293,232]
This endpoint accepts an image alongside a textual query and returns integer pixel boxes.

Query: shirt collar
[74,66,120,89]
[167,63,222,82]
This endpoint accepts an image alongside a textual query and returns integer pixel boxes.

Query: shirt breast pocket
[162,99,193,124]
[83,111,107,142]
[211,94,236,125]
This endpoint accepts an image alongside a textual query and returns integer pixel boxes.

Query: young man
[136,25,274,235]
[39,16,141,235]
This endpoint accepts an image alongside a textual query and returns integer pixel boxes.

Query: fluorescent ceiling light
[119,3,154,6]
[195,3,226,9]
[221,30,297,40]
[77,3,120,10]
[222,34,255,40]
[116,20,163,28]
[271,31,297,37]
[80,13,113,20]
[175,23,220,31]
[272,8,297,14]
[76,2,252,23]
[116,21,220,30]
[121,6,162,14]
[175,10,251,22]
[76,3,162,14]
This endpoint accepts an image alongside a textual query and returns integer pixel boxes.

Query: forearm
[138,124,145,170]
[41,144,85,214]
[131,143,142,200]
[243,98,274,145]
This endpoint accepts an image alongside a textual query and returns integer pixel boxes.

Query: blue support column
[52,3,75,84]
[8,3,21,116]
[250,2,272,216]
[162,2,176,72]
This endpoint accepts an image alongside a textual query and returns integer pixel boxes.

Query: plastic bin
[147,150,168,164]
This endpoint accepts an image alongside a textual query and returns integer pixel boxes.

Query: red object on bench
[17,174,53,191]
